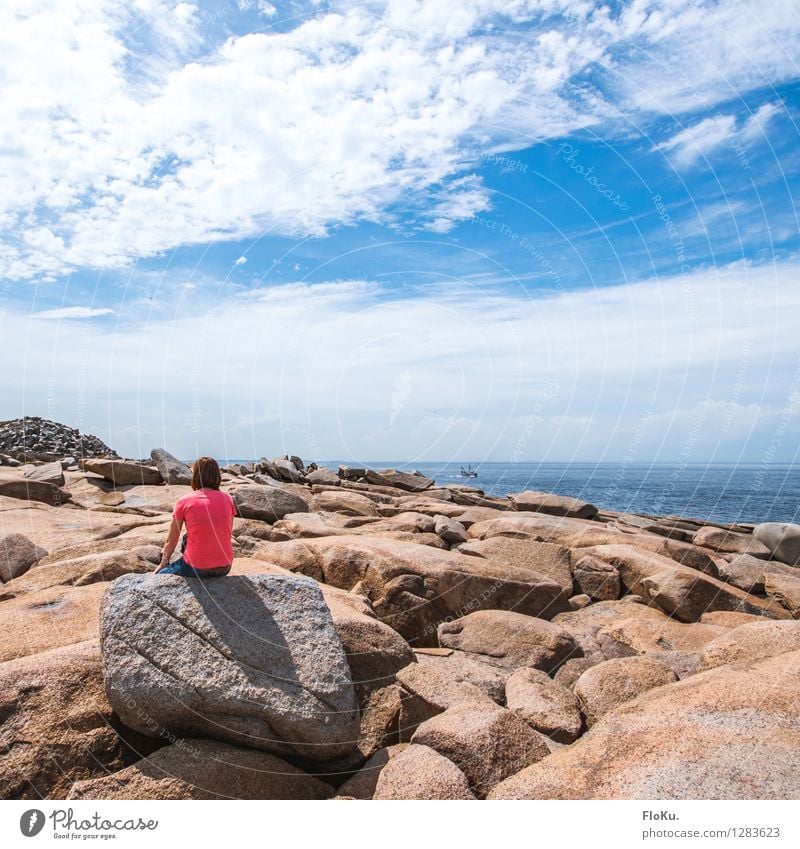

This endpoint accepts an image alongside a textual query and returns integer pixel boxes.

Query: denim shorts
[159,557,231,578]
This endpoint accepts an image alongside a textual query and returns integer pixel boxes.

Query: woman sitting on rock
[156,456,236,577]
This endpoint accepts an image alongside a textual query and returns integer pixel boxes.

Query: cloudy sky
[1,0,799,464]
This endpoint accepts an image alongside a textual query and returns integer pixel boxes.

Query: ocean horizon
[222,460,800,526]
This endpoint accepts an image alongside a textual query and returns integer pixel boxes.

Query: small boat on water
[460,464,478,478]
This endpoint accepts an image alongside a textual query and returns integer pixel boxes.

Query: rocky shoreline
[1,420,799,800]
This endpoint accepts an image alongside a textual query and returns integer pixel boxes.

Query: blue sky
[1,0,799,463]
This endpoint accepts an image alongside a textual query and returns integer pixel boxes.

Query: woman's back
[173,488,236,569]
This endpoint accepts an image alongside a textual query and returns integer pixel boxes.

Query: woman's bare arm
[157,517,183,571]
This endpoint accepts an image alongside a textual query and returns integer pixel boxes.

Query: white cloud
[656,114,737,166]
[3,258,799,462]
[608,1,800,114]
[237,0,277,16]
[740,101,784,143]
[248,279,380,302]
[31,306,115,319]
[657,101,784,167]
[0,0,797,279]
[234,256,248,265]
[423,175,492,233]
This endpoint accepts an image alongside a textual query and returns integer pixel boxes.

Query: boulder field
[0,444,799,800]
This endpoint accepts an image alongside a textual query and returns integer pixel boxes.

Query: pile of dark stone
[0,416,119,464]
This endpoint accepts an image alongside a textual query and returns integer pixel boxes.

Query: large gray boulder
[755,523,800,566]
[227,558,414,730]
[101,574,360,762]
[150,449,193,486]
[233,485,310,522]
[0,533,47,582]
[78,458,162,486]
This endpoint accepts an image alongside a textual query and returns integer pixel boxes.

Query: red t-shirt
[173,488,236,569]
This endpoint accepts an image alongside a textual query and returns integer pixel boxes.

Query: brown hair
[191,456,222,490]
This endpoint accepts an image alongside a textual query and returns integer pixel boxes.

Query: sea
[313,461,800,526]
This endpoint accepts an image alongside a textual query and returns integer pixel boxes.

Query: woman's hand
[157,517,182,573]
